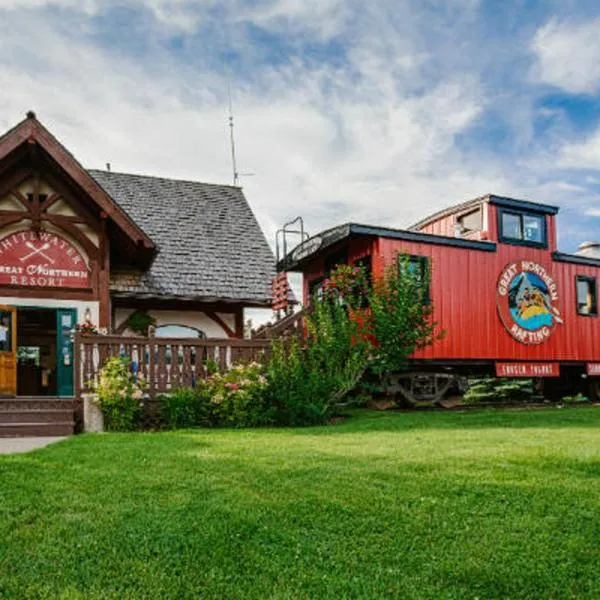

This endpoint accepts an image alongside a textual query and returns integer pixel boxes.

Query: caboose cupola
[411,194,559,253]
[491,196,558,251]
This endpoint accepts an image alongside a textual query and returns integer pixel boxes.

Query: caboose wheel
[393,372,455,405]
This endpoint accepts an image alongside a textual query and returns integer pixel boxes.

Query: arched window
[155,324,206,338]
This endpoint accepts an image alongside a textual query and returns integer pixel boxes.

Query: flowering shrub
[202,361,271,427]
[158,362,270,429]
[323,264,370,308]
[76,322,98,335]
[265,255,442,418]
[90,357,146,431]
[265,298,371,425]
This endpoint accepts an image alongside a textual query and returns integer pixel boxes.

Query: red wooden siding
[376,237,600,362]
[303,237,375,300]
[300,228,600,365]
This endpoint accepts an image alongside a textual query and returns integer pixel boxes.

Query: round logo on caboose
[496,261,562,345]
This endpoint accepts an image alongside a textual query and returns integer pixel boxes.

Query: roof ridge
[88,168,243,190]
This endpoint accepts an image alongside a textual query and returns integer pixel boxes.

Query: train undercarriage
[385,363,600,405]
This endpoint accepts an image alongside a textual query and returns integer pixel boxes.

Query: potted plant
[76,322,99,336]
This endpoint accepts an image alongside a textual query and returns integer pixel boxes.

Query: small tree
[266,292,372,425]
[368,254,441,378]
[265,255,441,422]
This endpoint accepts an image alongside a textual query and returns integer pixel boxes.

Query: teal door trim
[56,308,76,397]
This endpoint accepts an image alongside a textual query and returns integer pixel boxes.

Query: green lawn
[2,408,600,599]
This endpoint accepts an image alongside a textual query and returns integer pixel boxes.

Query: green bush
[561,392,589,405]
[126,310,156,336]
[91,357,145,431]
[94,257,442,431]
[159,387,212,429]
[463,377,538,405]
[266,337,317,426]
[264,258,441,424]
[266,299,371,426]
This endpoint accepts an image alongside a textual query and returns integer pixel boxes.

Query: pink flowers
[322,264,370,307]
[225,382,240,391]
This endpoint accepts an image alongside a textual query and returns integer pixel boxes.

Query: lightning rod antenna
[228,82,239,186]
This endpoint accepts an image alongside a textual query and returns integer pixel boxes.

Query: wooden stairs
[0,398,76,437]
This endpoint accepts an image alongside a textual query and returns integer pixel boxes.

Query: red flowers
[76,322,98,335]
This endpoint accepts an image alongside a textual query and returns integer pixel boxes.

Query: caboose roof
[278,222,497,271]
[410,194,559,232]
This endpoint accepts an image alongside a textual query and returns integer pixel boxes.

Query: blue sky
[2,0,600,252]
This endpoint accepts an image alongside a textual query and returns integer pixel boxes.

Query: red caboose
[278,195,600,402]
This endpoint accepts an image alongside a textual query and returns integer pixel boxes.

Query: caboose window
[400,255,430,304]
[324,248,348,276]
[354,255,372,287]
[501,212,522,239]
[457,208,482,233]
[498,209,546,248]
[523,214,544,243]
[308,277,325,302]
[576,276,597,316]
[353,255,372,308]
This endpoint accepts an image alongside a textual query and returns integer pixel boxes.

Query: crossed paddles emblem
[19,241,55,264]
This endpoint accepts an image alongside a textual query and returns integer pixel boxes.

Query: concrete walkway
[0,437,67,454]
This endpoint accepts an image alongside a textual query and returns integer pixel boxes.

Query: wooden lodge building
[0,112,275,407]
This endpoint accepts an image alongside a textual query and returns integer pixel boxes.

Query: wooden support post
[235,308,244,339]
[98,215,111,331]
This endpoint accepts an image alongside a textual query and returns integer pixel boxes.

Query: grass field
[2,408,600,599]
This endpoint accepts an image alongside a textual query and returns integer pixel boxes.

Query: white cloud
[0,1,512,248]
[550,181,588,192]
[0,0,347,35]
[0,0,93,9]
[0,0,206,31]
[532,18,600,94]
[234,0,350,40]
[559,129,600,169]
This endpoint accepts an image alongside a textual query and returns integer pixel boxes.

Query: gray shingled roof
[89,170,275,306]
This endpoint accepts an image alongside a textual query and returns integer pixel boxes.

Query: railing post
[148,328,156,400]
[74,332,81,400]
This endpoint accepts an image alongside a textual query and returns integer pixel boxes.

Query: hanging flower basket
[76,322,99,336]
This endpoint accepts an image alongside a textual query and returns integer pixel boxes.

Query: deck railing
[251,309,306,339]
[75,334,272,400]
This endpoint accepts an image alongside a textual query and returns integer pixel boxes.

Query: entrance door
[56,309,77,397]
[0,305,17,396]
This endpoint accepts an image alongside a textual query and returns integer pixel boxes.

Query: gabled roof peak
[0,113,156,253]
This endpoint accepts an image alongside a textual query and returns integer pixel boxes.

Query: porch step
[0,399,75,412]
[0,422,74,437]
[0,398,75,437]
[0,409,74,424]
